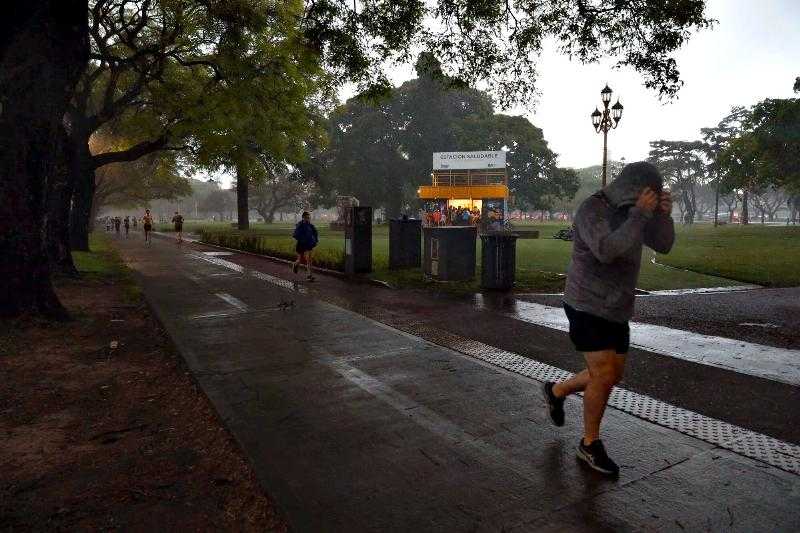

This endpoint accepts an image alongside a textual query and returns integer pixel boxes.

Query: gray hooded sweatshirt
[563,163,675,323]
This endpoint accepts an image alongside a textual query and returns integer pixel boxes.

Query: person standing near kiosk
[542,162,674,476]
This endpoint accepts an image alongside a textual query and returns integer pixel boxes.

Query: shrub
[198,229,345,271]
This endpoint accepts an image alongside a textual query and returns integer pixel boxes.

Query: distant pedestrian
[291,211,318,282]
[123,216,130,238]
[105,217,112,232]
[542,162,674,477]
[171,211,184,243]
[114,217,121,234]
[133,217,137,230]
[142,209,154,243]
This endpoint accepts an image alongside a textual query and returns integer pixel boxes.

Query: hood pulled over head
[603,161,664,208]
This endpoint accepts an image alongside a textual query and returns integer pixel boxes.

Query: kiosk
[418,151,509,226]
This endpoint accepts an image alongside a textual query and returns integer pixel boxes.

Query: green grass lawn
[72,234,116,274]
[192,220,791,292]
[72,233,140,301]
[655,224,800,287]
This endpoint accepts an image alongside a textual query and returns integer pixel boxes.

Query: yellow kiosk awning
[418,184,509,200]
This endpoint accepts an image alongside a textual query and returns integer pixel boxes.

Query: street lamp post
[591,84,623,187]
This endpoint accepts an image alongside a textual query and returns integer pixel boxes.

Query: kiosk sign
[433,151,506,170]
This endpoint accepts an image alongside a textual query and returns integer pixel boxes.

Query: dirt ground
[0,271,286,531]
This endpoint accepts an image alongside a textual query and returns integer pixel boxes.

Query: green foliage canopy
[310,57,577,215]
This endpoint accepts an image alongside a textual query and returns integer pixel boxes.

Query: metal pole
[602,127,608,187]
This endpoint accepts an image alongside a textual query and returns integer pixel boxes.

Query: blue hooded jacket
[293,220,318,249]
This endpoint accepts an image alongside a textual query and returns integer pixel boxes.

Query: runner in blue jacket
[292,211,318,281]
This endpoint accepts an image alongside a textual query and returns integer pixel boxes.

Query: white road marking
[739,322,780,329]
[190,311,237,320]
[644,285,761,296]
[315,347,544,480]
[516,285,762,298]
[499,300,800,387]
[216,292,249,312]
[189,252,308,294]
[203,251,234,256]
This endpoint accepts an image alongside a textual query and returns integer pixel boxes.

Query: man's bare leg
[305,251,314,279]
[552,370,590,398]
[581,350,625,444]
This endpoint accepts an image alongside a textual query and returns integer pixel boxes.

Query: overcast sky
[522,0,800,168]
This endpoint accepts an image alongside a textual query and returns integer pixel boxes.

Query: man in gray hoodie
[542,161,674,476]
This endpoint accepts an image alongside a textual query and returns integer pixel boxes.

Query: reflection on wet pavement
[478,296,800,387]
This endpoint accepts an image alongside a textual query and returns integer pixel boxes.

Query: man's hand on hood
[635,188,659,214]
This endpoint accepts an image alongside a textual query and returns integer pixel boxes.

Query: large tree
[316,56,577,217]
[251,168,316,222]
[188,5,330,230]
[314,55,494,217]
[454,112,578,212]
[747,97,800,192]
[1,1,88,317]
[647,140,707,224]
[92,147,190,212]
[701,106,750,225]
[198,188,236,221]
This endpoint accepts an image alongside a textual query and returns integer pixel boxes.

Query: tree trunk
[46,127,78,276]
[741,190,750,225]
[681,189,695,224]
[385,189,402,220]
[236,164,249,230]
[68,124,94,251]
[0,1,88,318]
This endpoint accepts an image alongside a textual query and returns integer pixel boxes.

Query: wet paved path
[147,232,800,445]
[118,235,800,531]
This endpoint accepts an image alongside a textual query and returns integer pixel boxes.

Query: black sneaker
[292,263,299,274]
[542,382,565,427]
[576,439,619,476]
[307,274,315,282]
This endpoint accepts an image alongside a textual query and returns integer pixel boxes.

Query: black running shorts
[563,303,630,354]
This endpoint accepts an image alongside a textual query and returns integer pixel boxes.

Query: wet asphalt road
[116,234,800,532]
[518,289,800,350]
[161,235,800,445]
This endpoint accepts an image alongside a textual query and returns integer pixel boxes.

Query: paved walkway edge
[125,265,296,527]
